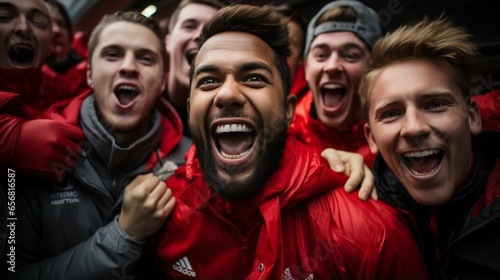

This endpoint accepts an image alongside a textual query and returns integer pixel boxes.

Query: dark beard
[190,113,288,200]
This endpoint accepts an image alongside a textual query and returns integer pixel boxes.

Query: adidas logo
[172,256,196,277]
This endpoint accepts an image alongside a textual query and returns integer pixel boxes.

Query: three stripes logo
[172,256,196,277]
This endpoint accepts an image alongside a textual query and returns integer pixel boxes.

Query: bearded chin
[190,117,288,201]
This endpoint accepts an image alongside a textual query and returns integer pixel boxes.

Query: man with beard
[147,4,429,279]
[362,16,500,279]
[0,0,85,181]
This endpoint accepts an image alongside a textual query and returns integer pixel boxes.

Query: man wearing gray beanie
[289,0,382,184]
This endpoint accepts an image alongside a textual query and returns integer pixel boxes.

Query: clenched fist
[119,174,176,241]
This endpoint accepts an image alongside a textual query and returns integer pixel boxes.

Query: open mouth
[9,44,35,67]
[402,148,444,175]
[214,123,255,159]
[321,84,346,109]
[114,85,139,107]
[186,49,198,66]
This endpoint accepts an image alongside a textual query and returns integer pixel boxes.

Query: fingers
[357,166,376,201]
[162,190,176,217]
[144,181,176,218]
[321,148,345,173]
[339,151,364,191]
[127,173,155,191]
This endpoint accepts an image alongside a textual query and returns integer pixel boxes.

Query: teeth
[117,85,137,91]
[220,149,250,159]
[403,148,440,158]
[322,84,343,90]
[409,165,439,176]
[215,124,253,134]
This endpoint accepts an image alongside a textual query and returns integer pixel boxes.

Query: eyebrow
[100,44,158,54]
[240,62,273,75]
[194,64,220,77]
[0,3,15,10]
[194,62,273,77]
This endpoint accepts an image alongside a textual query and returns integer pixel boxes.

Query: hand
[321,148,377,201]
[119,174,176,241]
[17,118,85,181]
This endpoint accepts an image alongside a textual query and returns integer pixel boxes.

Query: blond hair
[359,16,478,117]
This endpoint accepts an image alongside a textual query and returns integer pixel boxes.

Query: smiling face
[0,0,51,68]
[305,31,369,132]
[189,31,296,200]
[165,3,217,108]
[87,21,166,146]
[364,58,482,206]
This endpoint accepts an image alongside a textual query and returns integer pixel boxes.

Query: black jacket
[373,132,500,279]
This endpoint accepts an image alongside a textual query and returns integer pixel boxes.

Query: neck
[112,119,150,147]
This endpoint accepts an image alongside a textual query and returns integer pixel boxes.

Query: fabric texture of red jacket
[472,89,500,132]
[149,136,429,279]
[0,67,86,180]
[289,90,377,167]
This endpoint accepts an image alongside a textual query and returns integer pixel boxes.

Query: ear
[86,63,93,88]
[364,122,380,154]
[186,97,190,116]
[468,97,482,135]
[285,94,297,127]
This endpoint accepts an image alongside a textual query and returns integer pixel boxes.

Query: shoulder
[306,188,414,240]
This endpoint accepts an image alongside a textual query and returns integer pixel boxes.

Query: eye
[200,77,217,84]
[196,76,219,91]
[180,20,198,31]
[103,50,121,61]
[31,11,49,28]
[341,49,363,62]
[380,110,401,120]
[0,10,13,22]
[242,74,268,88]
[139,54,155,65]
[427,100,447,110]
[313,51,329,61]
[245,75,265,82]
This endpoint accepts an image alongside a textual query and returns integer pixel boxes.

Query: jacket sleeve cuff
[113,215,145,246]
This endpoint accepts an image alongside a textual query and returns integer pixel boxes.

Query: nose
[400,107,431,141]
[323,53,343,74]
[119,52,138,77]
[193,25,203,44]
[52,22,62,36]
[13,16,32,39]
[214,78,246,110]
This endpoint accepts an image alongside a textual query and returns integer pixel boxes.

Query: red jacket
[473,89,500,132]
[0,67,57,118]
[0,67,85,180]
[289,90,377,167]
[150,136,429,279]
[42,60,90,103]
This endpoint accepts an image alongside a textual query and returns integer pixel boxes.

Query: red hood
[170,135,348,279]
